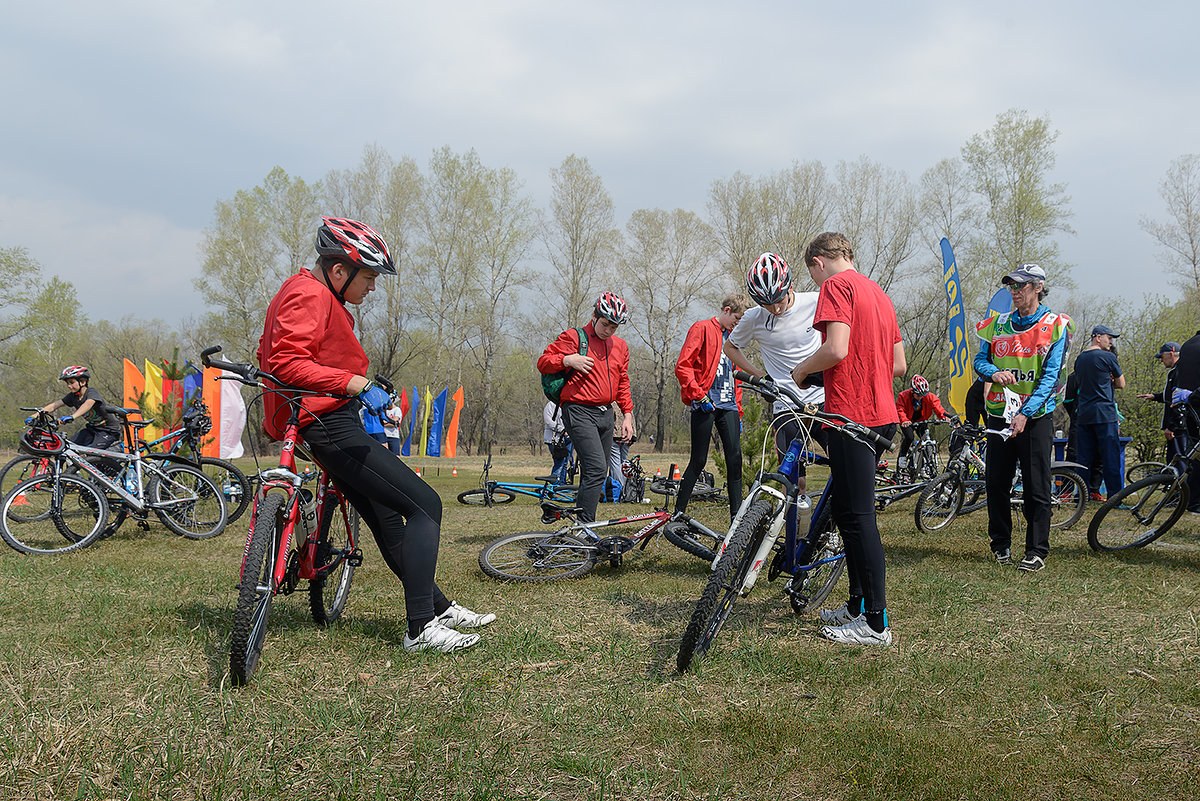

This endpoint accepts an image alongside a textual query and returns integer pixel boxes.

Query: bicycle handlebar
[735,370,896,452]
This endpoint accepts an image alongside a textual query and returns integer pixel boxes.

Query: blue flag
[986,287,1013,319]
[183,361,203,407]
[426,388,448,457]
[402,386,418,456]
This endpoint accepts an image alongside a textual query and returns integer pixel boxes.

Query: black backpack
[541,327,588,412]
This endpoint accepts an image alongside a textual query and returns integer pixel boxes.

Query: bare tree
[832,157,919,293]
[1140,154,1200,291]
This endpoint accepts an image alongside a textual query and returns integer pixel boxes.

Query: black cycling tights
[675,407,741,520]
[302,403,449,634]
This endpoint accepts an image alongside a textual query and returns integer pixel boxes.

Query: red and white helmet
[59,365,90,382]
[911,375,929,396]
[594,292,629,325]
[315,217,396,275]
[747,253,793,305]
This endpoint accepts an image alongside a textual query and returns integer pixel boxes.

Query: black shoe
[993,548,1012,565]
[1017,554,1045,572]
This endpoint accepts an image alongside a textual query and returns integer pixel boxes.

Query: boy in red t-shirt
[792,232,905,647]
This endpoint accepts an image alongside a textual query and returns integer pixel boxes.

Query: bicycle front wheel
[788,501,845,615]
[914,472,964,533]
[1125,461,1169,485]
[148,462,227,539]
[478,530,597,582]
[230,493,284,686]
[649,479,677,497]
[1087,474,1188,552]
[677,497,773,672]
[1,474,109,555]
[0,455,54,497]
[310,499,359,626]
[457,488,517,506]
[1048,468,1087,529]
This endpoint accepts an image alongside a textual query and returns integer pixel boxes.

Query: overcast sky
[2,1,1196,324]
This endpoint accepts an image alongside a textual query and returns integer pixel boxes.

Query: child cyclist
[895,374,954,478]
[38,366,122,450]
[258,216,493,654]
[674,293,752,520]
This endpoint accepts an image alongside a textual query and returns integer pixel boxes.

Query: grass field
[1,451,1199,800]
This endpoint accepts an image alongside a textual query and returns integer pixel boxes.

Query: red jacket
[537,322,633,413]
[257,270,367,439]
[675,317,742,411]
[896,388,949,424]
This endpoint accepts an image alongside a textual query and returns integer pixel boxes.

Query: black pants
[562,402,614,523]
[302,403,448,626]
[828,423,896,617]
[675,407,742,519]
[986,413,1052,559]
[898,422,928,459]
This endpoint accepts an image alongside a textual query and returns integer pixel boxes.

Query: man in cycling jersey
[792,233,904,648]
[895,375,952,478]
[674,293,752,520]
[258,217,493,654]
[538,292,635,523]
[973,263,1073,572]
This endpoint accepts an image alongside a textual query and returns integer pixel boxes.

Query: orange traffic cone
[452,467,458,477]
[415,468,422,477]
[10,490,29,507]
[655,468,662,478]
[673,465,682,480]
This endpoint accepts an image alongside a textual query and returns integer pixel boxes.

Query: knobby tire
[478,530,597,582]
[230,493,284,686]
[1087,474,1187,552]
[309,499,359,625]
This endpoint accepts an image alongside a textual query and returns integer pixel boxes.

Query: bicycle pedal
[348,548,364,567]
[596,536,634,556]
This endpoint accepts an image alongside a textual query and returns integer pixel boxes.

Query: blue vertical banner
[426,388,448,457]
[940,238,971,418]
[986,287,1013,319]
[182,361,203,406]
[401,386,418,456]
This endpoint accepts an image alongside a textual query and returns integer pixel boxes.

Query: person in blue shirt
[1073,325,1126,499]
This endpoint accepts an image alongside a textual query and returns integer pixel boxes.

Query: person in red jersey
[792,232,905,648]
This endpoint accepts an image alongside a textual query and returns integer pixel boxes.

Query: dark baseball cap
[1091,324,1120,338]
[1001,263,1046,285]
[1155,341,1181,358]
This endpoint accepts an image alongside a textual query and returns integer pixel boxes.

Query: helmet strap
[320,262,360,304]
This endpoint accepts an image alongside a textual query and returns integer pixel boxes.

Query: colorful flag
[201,366,222,458]
[426,388,448,457]
[940,238,971,418]
[182,361,203,407]
[144,360,164,442]
[122,359,144,418]
[402,386,417,456]
[219,374,246,459]
[986,287,1013,319]
[444,386,464,458]
[415,386,432,456]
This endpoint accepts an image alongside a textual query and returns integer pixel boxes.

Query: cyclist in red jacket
[258,217,493,654]
[538,292,635,523]
[895,375,952,477]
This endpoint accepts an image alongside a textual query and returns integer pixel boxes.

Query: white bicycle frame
[51,441,199,512]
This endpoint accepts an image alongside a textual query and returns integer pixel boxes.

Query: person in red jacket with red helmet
[895,375,952,478]
[674,293,751,519]
[538,292,635,523]
[258,216,493,655]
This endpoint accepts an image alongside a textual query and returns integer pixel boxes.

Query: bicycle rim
[1048,469,1086,529]
[1088,475,1187,551]
[914,472,964,533]
[310,500,359,625]
[230,493,283,685]
[478,531,597,582]
[789,503,845,614]
[1,474,109,555]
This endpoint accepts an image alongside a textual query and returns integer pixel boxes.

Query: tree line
[2,110,1198,461]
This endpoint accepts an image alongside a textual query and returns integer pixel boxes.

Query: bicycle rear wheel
[1048,468,1086,529]
[230,493,284,685]
[457,488,517,506]
[547,485,579,503]
[677,498,773,672]
[478,530,597,582]
[310,498,359,626]
[663,521,719,561]
[1,474,109,555]
[1087,474,1187,552]
[149,462,227,539]
[649,478,677,497]
[959,480,987,515]
[1125,461,1169,485]
[197,457,252,525]
[914,472,964,533]
[788,502,844,615]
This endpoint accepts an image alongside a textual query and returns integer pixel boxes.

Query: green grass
[2,454,1199,800]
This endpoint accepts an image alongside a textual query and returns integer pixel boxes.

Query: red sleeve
[537,329,581,375]
[929,394,949,419]
[896,389,911,423]
[813,276,854,331]
[617,339,633,415]
[262,283,355,392]
[675,321,707,405]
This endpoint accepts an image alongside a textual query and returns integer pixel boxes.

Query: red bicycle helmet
[911,375,929,396]
[747,253,792,305]
[59,365,90,382]
[315,217,396,275]
[595,292,629,325]
[20,428,65,456]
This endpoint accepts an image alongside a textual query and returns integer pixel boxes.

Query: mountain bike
[1,411,226,555]
[648,463,725,503]
[478,499,727,582]
[894,419,955,483]
[676,372,893,672]
[201,346,364,687]
[457,453,578,506]
[1088,404,1200,552]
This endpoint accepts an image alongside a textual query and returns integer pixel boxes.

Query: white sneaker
[402,620,481,653]
[817,604,862,626]
[820,617,893,647]
[435,602,496,629]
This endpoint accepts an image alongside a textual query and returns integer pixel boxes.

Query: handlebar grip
[200,345,259,382]
[733,370,759,384]
[872,429,898,452]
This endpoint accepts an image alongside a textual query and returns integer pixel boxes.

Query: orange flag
[201,366,222,458]
[444,386,464,458]
[122,359,144,419]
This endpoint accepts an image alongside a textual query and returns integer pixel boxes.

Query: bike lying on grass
[456,453,578,507]
[676,372,894,672]
[648,463,725,504]
[201,346,364,687]
[0,410,227,555]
